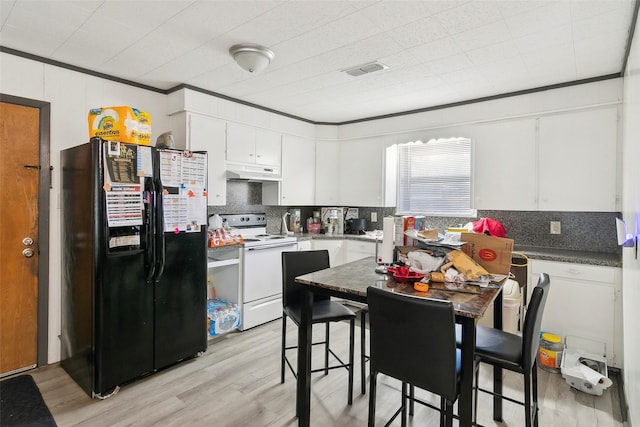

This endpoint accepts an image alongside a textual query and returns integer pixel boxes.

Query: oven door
[243,242,297,302]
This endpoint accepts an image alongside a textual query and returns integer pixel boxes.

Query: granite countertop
[295,234,622,268]
[513,245,622,268]
[295,256,501,319]
[296,233,379,242]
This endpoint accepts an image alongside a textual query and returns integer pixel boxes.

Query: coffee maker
[321,207,345,235]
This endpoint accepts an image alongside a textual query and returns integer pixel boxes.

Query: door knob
[22,248,34,257]
[23,237,34,246]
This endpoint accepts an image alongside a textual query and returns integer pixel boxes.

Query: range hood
[226,162,282,182]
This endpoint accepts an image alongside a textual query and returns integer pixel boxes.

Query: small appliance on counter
[307,217,322,234]
[289,209,302,233]
[345,218,367,234]
[321,207,358,235]
[321,207,343,235]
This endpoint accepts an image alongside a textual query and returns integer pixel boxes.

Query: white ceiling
[0,0,636,123]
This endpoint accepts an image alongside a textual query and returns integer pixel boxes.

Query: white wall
[622,20,640,426]
[1,53,171,363]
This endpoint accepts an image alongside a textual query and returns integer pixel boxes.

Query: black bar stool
[281,250,356,404]
[367,287,460,426]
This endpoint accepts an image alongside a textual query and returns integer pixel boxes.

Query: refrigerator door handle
[155,177,166,283]
[144,178,156,284]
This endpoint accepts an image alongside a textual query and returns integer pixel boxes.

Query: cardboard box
[394,215,416,245]
[460,232,514,275]
[88,106,152,145]
[417,228,439,240]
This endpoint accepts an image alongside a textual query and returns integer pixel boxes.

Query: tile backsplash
[208,182,620,255]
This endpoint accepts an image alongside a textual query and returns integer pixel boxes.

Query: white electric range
[220,214,298,330]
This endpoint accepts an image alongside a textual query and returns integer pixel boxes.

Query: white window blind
[396,137,474,216]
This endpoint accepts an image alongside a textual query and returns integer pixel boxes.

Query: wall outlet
[371,212,378,223]
[550,221,561,234]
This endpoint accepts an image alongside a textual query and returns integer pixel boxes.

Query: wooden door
[0,101,40,376]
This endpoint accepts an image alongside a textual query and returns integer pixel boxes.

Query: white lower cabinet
[310,239,344,267]
[305,238,376,266]
[343,239,376,263]
[529,259,622,368]
[296,240,312,251]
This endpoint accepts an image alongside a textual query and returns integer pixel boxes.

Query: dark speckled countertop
[513,245,621,267]
[296,234,622,268]
[295,256,503,319]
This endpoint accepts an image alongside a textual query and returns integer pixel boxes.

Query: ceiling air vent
[341,61,389,77]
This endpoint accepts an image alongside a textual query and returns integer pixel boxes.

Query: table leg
[296,288,313,426]
[459,316,476,426]
[493,290,504,421]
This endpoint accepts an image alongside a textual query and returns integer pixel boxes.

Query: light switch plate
[371,212,378,222]
[550,221,561,234]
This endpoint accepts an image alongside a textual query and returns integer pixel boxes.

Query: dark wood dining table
[294,256,505,426]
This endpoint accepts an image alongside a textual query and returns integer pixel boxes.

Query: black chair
[473,273,551,427]
[367,287,460,427]
[360,306,369,395]
[281,250,356,404]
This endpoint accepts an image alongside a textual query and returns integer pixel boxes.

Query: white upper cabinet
[315,140,340,205]
[472,107,618,211]
[282,135,315,205]
[538,107,618,211]
[226,122,281,166]
[263,135,315,206]
[171,112,227,206]
[473,119,538,210]
[255,128,282,166]
[339,138,395,207]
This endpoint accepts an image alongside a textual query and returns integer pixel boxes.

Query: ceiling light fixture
[229,43,275,73]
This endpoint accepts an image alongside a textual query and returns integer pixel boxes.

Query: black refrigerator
[61,137,208,397]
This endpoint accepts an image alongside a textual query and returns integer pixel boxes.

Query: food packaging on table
[394,215,417,246]
[460,232,514,275]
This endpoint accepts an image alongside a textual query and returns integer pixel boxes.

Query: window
[396,137,474,216]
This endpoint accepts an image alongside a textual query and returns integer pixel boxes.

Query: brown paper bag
[460,233,514,275]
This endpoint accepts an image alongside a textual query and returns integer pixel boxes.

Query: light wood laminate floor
[29,318,624,426]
